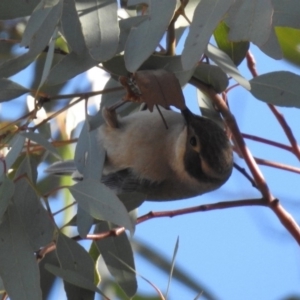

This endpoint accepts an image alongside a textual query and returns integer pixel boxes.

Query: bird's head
[181,108,233,187]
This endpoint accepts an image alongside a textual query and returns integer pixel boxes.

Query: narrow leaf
[95,222,137,297]
[182,0,234,70]
[14,156,55,250]
[125,0,177,72]
[0,78,29,102]
[0,176,14,221]
[227,0,273,46]
[69,179,133,233]
[56,233,95,299]
[5,134,26,170]
[60,0,86,54]
[21,131,61,159]
[0,204,42,300]
[205,44,250,90]
[77,0,119,61]
[213,21,249,66]
[250,71,300,107]
[45,264,105,296]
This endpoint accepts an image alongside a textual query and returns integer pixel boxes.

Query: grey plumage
[97,107,233,200]
[46,107,233,201]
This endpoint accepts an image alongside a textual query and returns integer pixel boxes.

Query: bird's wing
[101,168,160,194]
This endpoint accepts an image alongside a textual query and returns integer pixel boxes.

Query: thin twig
[48,86,124,101]
[242,133,293,152]
[189,78,273,202]
[137,198,267,224]
[246,51,300,161]
[233,162,257,188]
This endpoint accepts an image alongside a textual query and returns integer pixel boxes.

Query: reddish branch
[242,133,293,152]
[246,52,300,160]
[189,77,300,245]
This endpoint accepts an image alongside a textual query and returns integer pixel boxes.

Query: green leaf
[69,179,133,233]
[21,131,61,159]
[214,21,249,66]
[95,222,137,297]
[117,15,148,53]
[60,0,86,54]
[77,0,119,61]
[226,0,273,46]
[74,121,105,180]
[276,27,300,66]
[205,44,250,90]
[55,233,95,300]
[0,78,29,102]
[0,204,42,300]
[77,206,94,238]
[273,0,300,28]
[182,0,234,70]
[193,64,229,93]
[0,175,14,222]
[250,71,300,108]
[125,0,177,72]
[45,264,105,296]
[14,156,55,250]
[0,0,39,19]
[0,0,63,78]
[5,134,26,170]
[46,49,98,86]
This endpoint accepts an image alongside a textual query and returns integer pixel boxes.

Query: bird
[96,106,233,200]
[46,106,233,201]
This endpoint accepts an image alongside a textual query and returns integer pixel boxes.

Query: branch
[246,52,300,161]
[189,77,273,202]
[166,0,190,55]
[137,198,266,224]
[242,133,293,152]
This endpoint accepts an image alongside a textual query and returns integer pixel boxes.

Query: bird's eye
[190,136,197,147]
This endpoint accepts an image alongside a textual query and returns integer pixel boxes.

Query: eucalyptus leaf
[5,134,26,171]
[0,0,39,19]
[0,78,29,102]
[193,64,229,93]
[0,0,63,78]
[226,0,273,46]
[117,15,148,54]
[276,27,300,66]
[14,155,55,250]
[55,233,95,299]
[45,264,105,296]
[77,206,94,238]
[182,0,234,70]
[205,44,250,90]
[273,0,300,29]
[0,204,42,300]
[125,0,177,72]
[61,0,86,54]
[46,49,98,86]
[250,71,300,108]
[77,0,119,61]
[95,221,137,297]
[21,131,61,159]
[214,21,249,66]
[0,175,14,222]
[69,179,133,233]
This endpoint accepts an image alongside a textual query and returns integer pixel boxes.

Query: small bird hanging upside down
[46,106,233,201]
[97,106,233,201]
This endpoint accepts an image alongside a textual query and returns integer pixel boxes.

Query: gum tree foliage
[0,0,300,299]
